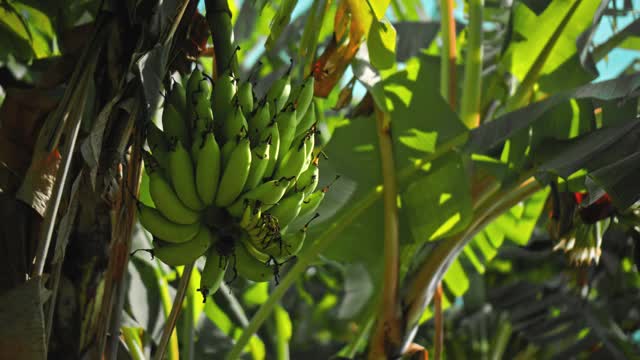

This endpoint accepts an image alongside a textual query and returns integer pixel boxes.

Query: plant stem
[154,261,180,360]
[490,313,512,360]
[154,263,195,360]
[592,18,640,62]
[439,0,457,107]
[122,327,146,360]
[460,0,484,128]
[368,108,401,359]
[433,283,444,360]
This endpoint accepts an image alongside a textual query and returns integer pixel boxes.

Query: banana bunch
[138,68,326,302]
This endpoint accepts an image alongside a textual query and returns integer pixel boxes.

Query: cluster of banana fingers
[136,65,326,301]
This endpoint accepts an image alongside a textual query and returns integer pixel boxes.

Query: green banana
[262,228,306,260]
[215,137,252,207]
[274,140,307,181]
[295,101,316,138]
[137,203,201,243]
[266,63,292,115]
[186,69,204,100]
[297,190,325,221]
[196,131,222,206]
[295,162,319,196]
[244,137,270,191]
[211,72,236,129]
[162,103,190,148]
[227,178,291,217]
[247,100,271,143]
[291,75,315,120]
[143,151,201,225]
[267,191,304,229]
[262,122,281,178]
[198,246,227,302]
[168,139,205,210]
[220,139,236,168]
[193,96,214,134]
[152,226,214,266]
[275,105,297,161]
[168,82,187,115]
[146,122,170,170]
[236,80,254,115]
[235,239,276,282]
[223,104,249,143]
[185,70,204,134]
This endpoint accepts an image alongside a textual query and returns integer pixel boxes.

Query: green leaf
[500,0,601,82]
[265,0,299,50]
[402,153,472,243]
[466,74,640,154]
[243,282,270,306]
[367,18,396,70]
[274,305,292,341]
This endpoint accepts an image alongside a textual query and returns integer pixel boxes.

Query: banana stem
[439,0,457,107]
[154,263,195,360]
[459,0,483,128]
[433,284,444,360]
[367,107,401,359]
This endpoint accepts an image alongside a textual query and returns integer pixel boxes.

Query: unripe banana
[295,162,319,196]
[262,122,280,178]
[137,203,201,243]
[185,70,204,134]
[236,80,254,116]
[262,228,306,260]
[198,246,227,302]
[244,137,270,191]
[235,239,276,282]
[239,203,253,229]
[292,75,315,120]
[240,236,271,263]
[186,69,204,100]
[247,100,271,143]
[152,226,214,266]
[215,137,252,207]
[168,139,205,210]
[143,151,201,225]
[295,101,316,138]
[266,66,292,115]
[274,141,307,181]
[267,191,304,229]
[196,131,222,206]
[162,103,190,148]
[168,82,187,115]
[223,105,249,144]
[227,178,291,217]
[193,96,214,134]
[220,139,236,168]
[146,122,170,170]
[297,190,325,221]
[275,105,297,161]
[211,72,236,128]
